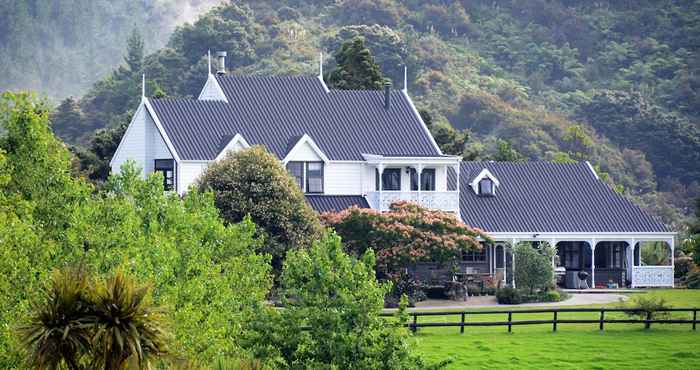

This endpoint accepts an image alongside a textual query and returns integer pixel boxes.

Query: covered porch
[477,234,676,289]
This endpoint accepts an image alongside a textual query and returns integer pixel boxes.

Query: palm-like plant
[18,266,94,370]
[90,272,169,370]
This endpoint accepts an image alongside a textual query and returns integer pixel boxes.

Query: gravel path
[406,293,629,310]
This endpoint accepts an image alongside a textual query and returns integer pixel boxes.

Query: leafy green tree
[245,231,430,369]
[69,162,273,361]
[197,146,322,268]
[513,242,556,294]
[0,92,90,238]
[321,202,490,279]
[328,37,387,90]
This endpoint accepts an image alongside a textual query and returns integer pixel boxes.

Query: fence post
[693,310,697,331]
[412,314,418,333]
[508,312,512,333]
[460,312,465,334]
[645,311,651,330]
[553,311,558,332]
[599,309,605,331]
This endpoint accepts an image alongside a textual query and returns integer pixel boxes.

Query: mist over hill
[0,0,220,101]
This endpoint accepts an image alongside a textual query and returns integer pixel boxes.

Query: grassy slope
[413,290,700,369]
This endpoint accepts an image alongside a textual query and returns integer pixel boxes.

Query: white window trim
[215,133,250,161]
[282,134,330,164]
[470,168,500,195]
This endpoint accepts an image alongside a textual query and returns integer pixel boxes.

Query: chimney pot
[216,51,227,75]
[384,81,391,109]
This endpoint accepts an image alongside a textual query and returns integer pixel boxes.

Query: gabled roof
[459,162,669,233]
[148,75,441,161]
[305,195,369,213]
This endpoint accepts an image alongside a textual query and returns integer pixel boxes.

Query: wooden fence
[378,308,699,333]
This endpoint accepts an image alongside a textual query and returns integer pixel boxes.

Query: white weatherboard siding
[288,141,323,162]
[111,104,171,176]
[178,162,209,194]
[325,163,364,195]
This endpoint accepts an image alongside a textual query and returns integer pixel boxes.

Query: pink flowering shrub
[321,201,491,277]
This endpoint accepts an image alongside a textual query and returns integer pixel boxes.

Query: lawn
[412,289,700,369]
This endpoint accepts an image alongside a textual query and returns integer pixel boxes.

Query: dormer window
[471,168,500,196]
[478,178,494,196]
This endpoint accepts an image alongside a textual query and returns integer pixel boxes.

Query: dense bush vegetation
[513,242,556,294]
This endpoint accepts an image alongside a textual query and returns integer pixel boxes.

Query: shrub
[539,290,561,302]
[513,242,556,294]
[244,231,430,368]
[686,271,700,289]
[622,295,672,320]
[321,202,490,279]
[197,146,322,267]
[496,287,521,305]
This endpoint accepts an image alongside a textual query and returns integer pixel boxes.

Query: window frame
[462,249,487,263]
[154,159,175,191]
[305,161,324,194]
[478,178,494,196]
[410,168,436,191]
[374,167,402,191]
[287,161,324,194]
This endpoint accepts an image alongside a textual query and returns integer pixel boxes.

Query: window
[306,162,323,193]
[286,161,323,193]
[463,249,486,263]
[287,162,304,190]
[563,244,581,269]
[410,168,436,191]
[478,178,494,196]
[154,159,174,191]
[375,168,401,191]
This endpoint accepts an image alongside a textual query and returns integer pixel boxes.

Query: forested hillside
[3,0,700,234]
[0,0,219,100]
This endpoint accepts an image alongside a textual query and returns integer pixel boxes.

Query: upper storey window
[376,168,401,191]
[410,168,436,191]
[287,161,324,193]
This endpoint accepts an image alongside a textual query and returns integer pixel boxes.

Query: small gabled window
[478,178,494,196]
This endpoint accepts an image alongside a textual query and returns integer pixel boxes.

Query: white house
[111,52,674,288]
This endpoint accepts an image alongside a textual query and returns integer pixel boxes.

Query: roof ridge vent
[216,51,227,75]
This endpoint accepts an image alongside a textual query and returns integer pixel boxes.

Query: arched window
[479,178,494,196]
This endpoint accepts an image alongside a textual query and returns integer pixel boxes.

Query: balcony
[366,191,460,213]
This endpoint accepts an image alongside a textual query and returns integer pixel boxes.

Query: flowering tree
[321,201,491,277]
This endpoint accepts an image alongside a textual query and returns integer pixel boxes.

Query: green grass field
[412,290,700,369]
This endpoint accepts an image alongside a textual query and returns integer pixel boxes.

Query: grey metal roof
[148,75,440,161]
[305,195,369,213]
[459,162,669,233]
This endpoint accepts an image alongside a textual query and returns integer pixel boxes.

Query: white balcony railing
[366,191,460,213]
[632,266,674,288]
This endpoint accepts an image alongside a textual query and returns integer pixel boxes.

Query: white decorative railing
[632,266,674,288]
[366,191,460,213]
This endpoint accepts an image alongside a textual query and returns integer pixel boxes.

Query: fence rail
[377,308,699,333]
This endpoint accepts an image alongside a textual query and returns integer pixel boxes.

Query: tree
[197,146,322,268]
[321,202,490,278]
[244,231,429,369]
[513,242,556,294]
[0,92,90,238]
[328,37,387,90]
[18,267,169,370]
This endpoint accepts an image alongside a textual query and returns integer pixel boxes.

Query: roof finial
[208,49,212,75]
[141,73,146,100]
[319,52,323,78]
[403,65,408,93]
